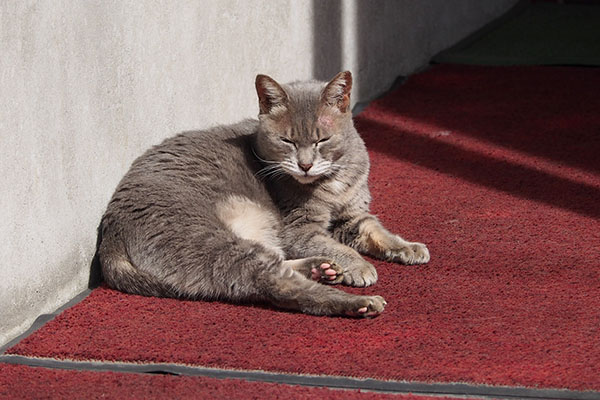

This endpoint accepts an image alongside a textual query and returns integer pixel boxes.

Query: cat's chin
[293,174,320,184]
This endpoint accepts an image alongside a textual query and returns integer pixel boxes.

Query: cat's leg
[105,222,382,316]
[283,257,343,284]
[217,195,375,288]
[333,214,430,265]
[263,263,386,317]
[136,236,383,316]
[216,247,385,316]
[165,231,383,316]
[283,229,378,287]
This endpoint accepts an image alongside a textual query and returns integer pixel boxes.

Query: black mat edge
[1,355,599,400]
[0,289,92,355]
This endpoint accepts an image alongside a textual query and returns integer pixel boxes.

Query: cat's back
[103,118,266,225]
[131,118,259,188]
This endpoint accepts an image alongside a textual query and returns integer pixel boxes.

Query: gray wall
[0,0,517,346]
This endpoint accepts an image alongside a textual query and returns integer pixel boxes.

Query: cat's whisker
[310,161,333,175]
[255,165,284,180]
[256,163,279,171]
[257,170,283,180]
[256,162,296,181]
[268,168,287,178]
[263,167,291,182]
[251,147,279,164]
[330,163,344,172]
[271,172,289,182]
[303,161,337,178]
[255,164,279,176]
[280,160,297,170]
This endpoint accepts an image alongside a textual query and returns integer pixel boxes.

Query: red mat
[1,363,455,400]
[6,65,600,391]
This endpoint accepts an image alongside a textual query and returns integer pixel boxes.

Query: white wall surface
[0,0,517,346]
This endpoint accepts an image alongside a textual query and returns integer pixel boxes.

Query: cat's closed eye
[314,137,331,147]
[280,137,296,148]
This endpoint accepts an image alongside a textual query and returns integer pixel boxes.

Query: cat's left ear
[321,71,353,113]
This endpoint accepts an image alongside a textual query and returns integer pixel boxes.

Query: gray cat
[98,71,430,317]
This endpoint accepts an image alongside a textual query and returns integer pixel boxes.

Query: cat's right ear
[255,75,289,115]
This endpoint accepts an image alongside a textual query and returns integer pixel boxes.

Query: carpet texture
[0,363,456,400]
[6,65,600,391]
[433,2,600,66]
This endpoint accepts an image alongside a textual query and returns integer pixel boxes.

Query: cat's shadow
[88,223,103,289]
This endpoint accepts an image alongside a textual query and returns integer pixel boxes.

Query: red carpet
[1,364,456,400]
[5,65,600,392]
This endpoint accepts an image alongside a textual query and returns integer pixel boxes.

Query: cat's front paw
[342,260,378,287]
[386,240,430,265]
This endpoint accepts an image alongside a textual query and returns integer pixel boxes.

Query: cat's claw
[342,261,378,287]
[311,262,343,285]
[386,240,430,265]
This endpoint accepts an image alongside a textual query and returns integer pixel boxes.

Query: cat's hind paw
[345,295,387,318]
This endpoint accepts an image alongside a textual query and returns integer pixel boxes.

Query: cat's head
[254,71,357,184]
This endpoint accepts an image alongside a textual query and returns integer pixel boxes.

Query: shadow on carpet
[434,2,600,66]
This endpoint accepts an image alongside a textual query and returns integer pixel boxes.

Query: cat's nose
[298,163,313,172]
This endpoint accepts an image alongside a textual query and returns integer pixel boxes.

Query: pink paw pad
[311,263,338,281]
[345,307,381,318]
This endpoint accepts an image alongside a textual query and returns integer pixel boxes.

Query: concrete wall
[0,0,517,346]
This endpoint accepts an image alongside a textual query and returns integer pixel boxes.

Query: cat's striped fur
[97,72,429,317]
